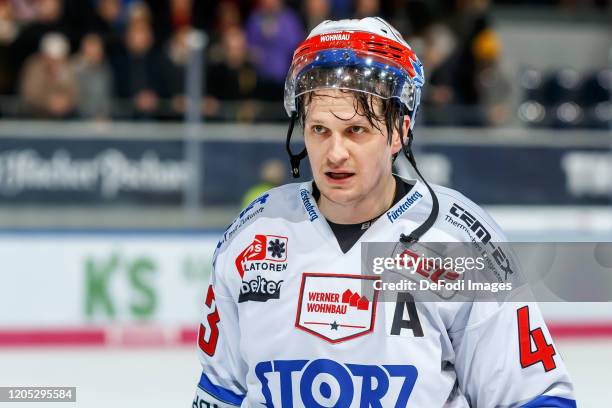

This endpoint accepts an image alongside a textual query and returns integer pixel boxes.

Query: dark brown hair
[296,90,405,145]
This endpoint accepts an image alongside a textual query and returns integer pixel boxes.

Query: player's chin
[319,184,358,204]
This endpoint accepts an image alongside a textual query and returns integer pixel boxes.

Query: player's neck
[317,174,396,225]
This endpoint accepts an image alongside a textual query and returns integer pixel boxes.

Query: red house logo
[295,273,379,343]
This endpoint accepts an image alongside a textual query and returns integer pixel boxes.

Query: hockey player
[193,18,576,407]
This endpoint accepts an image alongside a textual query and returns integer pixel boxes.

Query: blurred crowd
[0,0,607,125]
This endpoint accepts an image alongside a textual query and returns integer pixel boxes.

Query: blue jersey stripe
[198,373,245,406]
[521,395,577,408]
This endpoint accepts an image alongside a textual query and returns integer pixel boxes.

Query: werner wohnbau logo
[295,273,379,343]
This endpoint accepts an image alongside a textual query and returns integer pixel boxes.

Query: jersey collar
[297,179,432,250]
[383,176,427,224]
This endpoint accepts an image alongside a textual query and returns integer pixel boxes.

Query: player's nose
[326,132,349,165]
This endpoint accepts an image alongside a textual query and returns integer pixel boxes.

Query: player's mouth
[325,171,355,183]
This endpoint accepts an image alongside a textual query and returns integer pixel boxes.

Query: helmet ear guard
[285,111,307,178]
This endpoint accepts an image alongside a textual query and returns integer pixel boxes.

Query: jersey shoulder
[213,182,305,264]
[429,185,520,326]
[430,183,508,243]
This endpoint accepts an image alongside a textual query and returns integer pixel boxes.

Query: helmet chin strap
[398,115,439,244]
[285,112,307,178]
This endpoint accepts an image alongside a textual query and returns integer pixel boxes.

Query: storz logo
[255,359,418,407]
[192,394,220,408]
[300,189,319,221]
[386,191,423,223]
[238,276,283,303]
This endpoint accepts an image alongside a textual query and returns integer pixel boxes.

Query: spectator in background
[96,0,123,29]
[206,26,259,121]
[419,0,509,126]
[127,2,151,26]
[11,0,67,75]
[241,159,285,208]
[8,0,37,23]
[92,0,133,36]
[111,4,166,119]
[214,1,241,34]
[143,0,193,47]
[448,1,491,125]
[353,0,379,19]
[245,0,303,100]
[19,32,78,118]
[91,0,141,29]
[302,0,330,32]
[71,33,112,119]
[329,0,351,19]
[169,0,191,30]
[191,0,217,33]
[393,0,435,37]
[34,0,63,23]
[206,1,242,63]
[0,1,18,44]
[0,0,19,95]
[447,0,506,126]
[469,14,510,126]
[160,25,191,119]
[421,23,457,125]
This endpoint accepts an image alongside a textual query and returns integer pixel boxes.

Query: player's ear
[390,116,410,155]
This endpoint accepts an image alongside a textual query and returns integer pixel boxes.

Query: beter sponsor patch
[238,275,283,303]
[295,273,379,343]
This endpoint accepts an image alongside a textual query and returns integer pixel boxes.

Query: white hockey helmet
[284,17,425,131]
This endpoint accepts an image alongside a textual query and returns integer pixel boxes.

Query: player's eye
[348,125,366,134]
[311,125,327,134]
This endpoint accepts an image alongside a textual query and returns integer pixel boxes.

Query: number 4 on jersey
[517,306,556,372]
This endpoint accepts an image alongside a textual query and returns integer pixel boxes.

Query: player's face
[303,89,403,221]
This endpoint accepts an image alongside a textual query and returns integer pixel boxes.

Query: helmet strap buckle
[285,112,307,178]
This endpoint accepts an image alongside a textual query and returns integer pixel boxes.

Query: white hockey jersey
[193,179,576,408]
